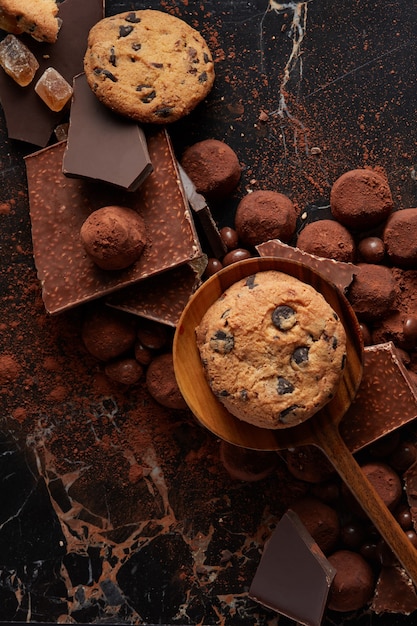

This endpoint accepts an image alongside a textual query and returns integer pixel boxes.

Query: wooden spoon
[173,256,417,586]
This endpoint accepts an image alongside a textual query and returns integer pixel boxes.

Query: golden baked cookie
[0,0,60,43]
[196,271,347,429]
[83,10,215,124]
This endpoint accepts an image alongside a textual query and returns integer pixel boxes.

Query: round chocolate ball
[104,358,144,385]
[222,248,251,265]
[220,226,239,250]
[146,352,187,410]
[285,445,335,483]
[384,208,417,268]
[181,139,241,199]
[361,461,402,511]
[219,441,278,482]
[204,258,223,278]
[290,496,340,554]
[358,236,385,263]
[234,190,297,247]
[327,550,374,612]
[330,168,393,229]
[347,263,396,322]
[403,316,417,344]
[296,219,355,263]
[82,307,137,362]
[80,205,147,270]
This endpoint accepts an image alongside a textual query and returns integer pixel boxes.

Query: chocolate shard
[25,128,202,314]
[178,163,227,258]
[63,73,153,191]
[0,0,104,146]
[340,342,417,452]
[256,239,358,293]
[371,566,417,615]
[249,510,336,626]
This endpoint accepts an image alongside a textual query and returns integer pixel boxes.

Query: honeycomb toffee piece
[340,342,417,452]
[0,0,104,146]
[25,128,202,314]
[256,239,358,294]
[249,510,336,626]
[196,270,347,429]
[34,66,72,111]
[63,73,153,191]
[0,34,39,86]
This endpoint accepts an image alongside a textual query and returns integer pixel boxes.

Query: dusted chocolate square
[25,129,202,314]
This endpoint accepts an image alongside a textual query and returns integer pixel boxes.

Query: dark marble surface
[1,1,417,624]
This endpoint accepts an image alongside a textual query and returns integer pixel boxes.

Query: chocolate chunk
[198,71,208,83]
[25,128,202,314]
[279,405,300,422]
[119,25,134,37]
[245,275,257,289]
[371,566,417,615]
[132,43,142,51]
[209,330,234,354]
[109,47,117,66]
[94,68,118,81]
[0,0,104,146]
[292,346,309,365]
[140,90,156,103]
[155,106,175,118]
[271,305,297,330]
[257,239,358,293]
[125,12,141,23]
[277,377,294,395]
[249,510,336,626]
[63,73,153,192]
[340,342,417,452]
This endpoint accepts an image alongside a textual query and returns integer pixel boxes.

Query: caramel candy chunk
[0,34,39,86]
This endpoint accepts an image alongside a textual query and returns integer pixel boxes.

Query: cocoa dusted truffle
[383,208,417,268]
[80,205,147,270]
[234,190,297,247]
[146,352,188,410]
[219,441,278,482]
[296,219,355,263]
[327,550,374,612]
[290,496,340,554]
[361,462,403,511]
[347,263,397,322]
[330,169,393,229]
[82,306,137,362]
[180,139,241,199]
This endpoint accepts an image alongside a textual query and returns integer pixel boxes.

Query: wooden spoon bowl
[173,256,417,585]
[173,256,363,450]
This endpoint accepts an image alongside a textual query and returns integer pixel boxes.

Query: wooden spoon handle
[314,418,417,586]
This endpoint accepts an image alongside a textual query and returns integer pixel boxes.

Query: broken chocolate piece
[63,73,153,191]
[340,342,417,452]
[178,163,227,258]
[25,128,202,314]
[256,239,358,293]
[0,0,104,146]
[371,566,417,615]
[249,510,336,626]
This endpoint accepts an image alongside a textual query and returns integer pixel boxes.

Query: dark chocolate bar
[63,73,153,191]
[249,510,336,626]
[0,0,104,146]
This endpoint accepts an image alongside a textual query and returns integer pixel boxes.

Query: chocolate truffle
[146,352,188,410]
[285,445,335,483]
[180,139,241,199]
[219,441,278,482]
[347,263,396,321]
[290,496,340,554]
[330,169,393,229]
[80,205,147,270]
[82,307,137,362]
[361,462,402,511]
[234,190,297,247]
[383,208,417,268]
[296,219,355,263]
[327,550,374,612]
[104,358,144,385]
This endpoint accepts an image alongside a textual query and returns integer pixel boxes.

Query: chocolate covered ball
[181,139,241,199]
[328,550,374,612]
[104,358,144,385]
[234,190,297,247]
[82,307,137,362]
[222,248,251,265]
[358,236,385,263]
[290,496,340,554]
[347,263,396,321]
[146,352,187,410]
[383,208,417,268]
[285,445,335,483]
[330,168,393,229]
[296,219,355,262]
[80,205,147,270]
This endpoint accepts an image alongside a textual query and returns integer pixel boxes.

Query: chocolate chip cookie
[196,271,347,429]
[0,0,61,43]
[83,10,215,124]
